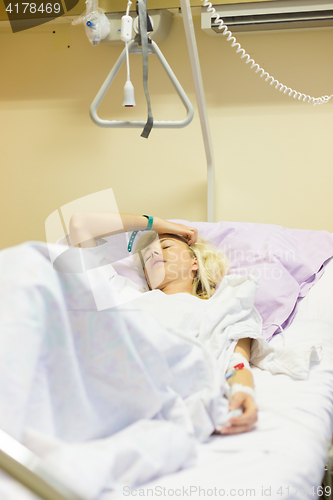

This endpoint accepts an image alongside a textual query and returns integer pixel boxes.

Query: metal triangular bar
[89,39,194,128]
[0,428,85,500]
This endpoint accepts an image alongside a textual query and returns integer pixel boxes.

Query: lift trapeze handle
[89,40,194,129]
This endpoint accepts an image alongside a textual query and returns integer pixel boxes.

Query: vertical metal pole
[179,0,215,223]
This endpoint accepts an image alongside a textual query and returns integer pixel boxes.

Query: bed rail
[0,428,85,500]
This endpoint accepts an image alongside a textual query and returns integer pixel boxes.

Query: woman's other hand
[215,392,258,435]
[153,218,198,245]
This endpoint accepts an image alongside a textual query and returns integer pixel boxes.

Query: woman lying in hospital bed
[67,212,326,436]
[0,212,332,498]
[69,212,259,436]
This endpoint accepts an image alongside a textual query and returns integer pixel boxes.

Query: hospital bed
[0,220,333,500]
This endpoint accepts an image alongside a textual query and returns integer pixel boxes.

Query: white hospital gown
[107,272,264,370]
[85,242,269,375]
[84,240,321,380]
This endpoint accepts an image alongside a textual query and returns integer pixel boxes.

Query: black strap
[136,1,153,33]
[137,0,153,139]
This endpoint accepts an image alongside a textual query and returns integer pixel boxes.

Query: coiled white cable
[201,0,333,106]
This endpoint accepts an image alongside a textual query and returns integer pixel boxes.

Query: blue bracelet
[127,215,154,252]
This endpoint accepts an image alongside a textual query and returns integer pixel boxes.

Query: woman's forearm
[221,338,257,434]
[227,337,254,389]
[69,213,157,248]
[227,367,254,389]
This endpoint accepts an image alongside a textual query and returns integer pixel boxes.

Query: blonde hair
[134,232,229,300]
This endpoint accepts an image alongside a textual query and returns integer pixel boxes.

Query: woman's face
[141,234,198,291]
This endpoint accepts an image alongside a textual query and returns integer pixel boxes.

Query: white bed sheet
[0,250,332,500]
[104,259,333,500]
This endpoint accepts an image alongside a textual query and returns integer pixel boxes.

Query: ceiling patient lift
[89,0,215,222]
[81,0,333,224]
[89,39,194,131]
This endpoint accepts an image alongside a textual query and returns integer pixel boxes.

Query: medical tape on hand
[227,352,251,372]
[227,383,256,403]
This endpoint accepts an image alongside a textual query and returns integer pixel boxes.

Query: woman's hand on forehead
[154,219,198,246]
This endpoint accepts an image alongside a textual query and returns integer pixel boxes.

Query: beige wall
[1,13,333,250]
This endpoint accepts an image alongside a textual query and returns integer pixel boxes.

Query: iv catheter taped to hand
[225,352,256,401]
[227,352,251,372]
[224,362,244,380]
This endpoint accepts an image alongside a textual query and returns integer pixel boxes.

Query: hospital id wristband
[142,215,154,230]
[127,215,154,252]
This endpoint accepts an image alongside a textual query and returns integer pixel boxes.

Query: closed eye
[145,248,169,261]
[143,245,171,264]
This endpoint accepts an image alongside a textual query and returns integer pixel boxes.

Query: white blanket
[0,242,323,499]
